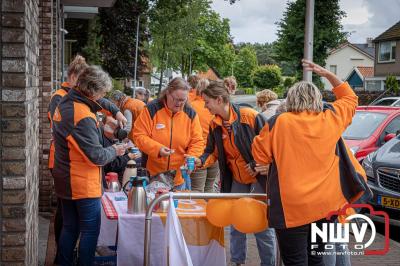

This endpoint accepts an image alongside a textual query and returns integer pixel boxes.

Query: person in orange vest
[133,77,204,189]
[109,90,146,143]
[195,81,276,266]
[190,78,220,192]
[52,66,126,265]
[48,55,126,264]
[49,55,126,169]
[188,74,200,102]
[252,60,372,266]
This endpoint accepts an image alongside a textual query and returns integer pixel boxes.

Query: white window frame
[364,78,385,91]
[378,41,396,63]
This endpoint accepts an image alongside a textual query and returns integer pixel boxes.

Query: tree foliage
[386,75,399,94]
[234,46,258,87]
[149,0,235,80]
[275,0,347,79]
[235,42,277,66]
[82,16,102,65]
[252,65,282,89]
[283,76,296,89]
[98,0,149,78]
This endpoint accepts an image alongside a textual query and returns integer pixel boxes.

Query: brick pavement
[41,216,399,265]
[224,227,400,266]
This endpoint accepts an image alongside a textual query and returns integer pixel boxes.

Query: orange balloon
[231,198,268,233]
[206,199,235,227]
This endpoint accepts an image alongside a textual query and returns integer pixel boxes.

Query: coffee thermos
[105,172,121,192]
[122,159,137,191]
[123,168,149,214]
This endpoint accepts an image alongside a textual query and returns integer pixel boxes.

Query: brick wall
[39,0,54,212]
[0,0,40,264]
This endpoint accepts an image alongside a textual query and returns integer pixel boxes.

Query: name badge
[156,123,166,130]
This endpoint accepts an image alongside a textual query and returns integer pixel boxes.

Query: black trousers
[275,219,328,266]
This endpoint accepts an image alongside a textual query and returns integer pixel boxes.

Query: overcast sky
[211,0,400,44]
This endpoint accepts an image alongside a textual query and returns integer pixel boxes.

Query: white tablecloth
[98,192,226,266]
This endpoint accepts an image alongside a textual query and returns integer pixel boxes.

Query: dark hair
[159,77,191,100]
[202,80,230,103]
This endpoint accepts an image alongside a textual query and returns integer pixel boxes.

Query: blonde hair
[76,65,112,98]
[196,78,210,95]
[286,81,323,113]
[68,55,88,79]
[223,76,237,95]
[202,80,230,103]
[256,89,278,108]
[159,77,191,100]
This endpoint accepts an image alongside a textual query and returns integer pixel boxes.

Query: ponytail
[68,55,88,79]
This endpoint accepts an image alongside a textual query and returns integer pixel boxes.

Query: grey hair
[196,78,210,95]
[76,65,112,98]
[286,81,323,113]
[109,90,126,102]
[276,100,287,114]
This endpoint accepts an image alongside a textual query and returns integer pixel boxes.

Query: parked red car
[343,106,400,162]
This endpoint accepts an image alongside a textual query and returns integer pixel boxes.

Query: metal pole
[303,0,315,82]
[144,193,267,266]
[133,14,140,98]
[61,11,66,82]
[189,52,192,76]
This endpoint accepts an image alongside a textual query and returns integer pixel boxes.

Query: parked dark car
[362,135,400,223]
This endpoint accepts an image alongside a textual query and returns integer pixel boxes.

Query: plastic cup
[186,156,195,171]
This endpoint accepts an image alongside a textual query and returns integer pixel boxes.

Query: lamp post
[133,14,140,97]
[303,0,315,82]
[231,60,243,76]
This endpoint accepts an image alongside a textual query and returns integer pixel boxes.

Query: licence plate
[378,195,400,209]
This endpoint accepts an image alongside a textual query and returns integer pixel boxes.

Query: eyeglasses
[168,93,187,104]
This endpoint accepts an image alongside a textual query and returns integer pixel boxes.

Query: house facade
[345,66,374,91]
[323,41,375,90]
[365,21,400,91]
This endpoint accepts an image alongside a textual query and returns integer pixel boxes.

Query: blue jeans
[174,181,187,191]
[322,222,351,266]
[230,180,276,266]
[57,198,101,266]
[231,226,276,266]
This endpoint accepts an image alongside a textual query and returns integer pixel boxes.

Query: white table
[98,192,226,266]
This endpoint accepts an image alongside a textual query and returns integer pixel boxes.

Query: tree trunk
[157,32,167,97]
[181,55,185,79]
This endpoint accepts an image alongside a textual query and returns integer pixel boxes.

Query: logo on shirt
[222,134,227,139]
[155,123,166,130]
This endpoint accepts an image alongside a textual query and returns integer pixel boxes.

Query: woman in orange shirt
[196,81,276,266]
[252,60,371,266]
[133,77,204,189]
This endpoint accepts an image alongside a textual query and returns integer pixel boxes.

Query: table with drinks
[98,191,226,266]
[98,154,226,266]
